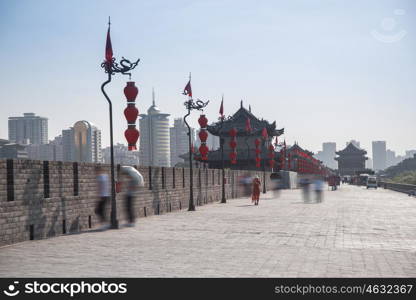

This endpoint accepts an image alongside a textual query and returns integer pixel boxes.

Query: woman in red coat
[252,176,261,205]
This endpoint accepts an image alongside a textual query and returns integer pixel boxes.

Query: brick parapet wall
[0,159,275,246]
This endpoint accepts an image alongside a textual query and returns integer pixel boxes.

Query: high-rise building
[314,142,336,169]
[62,128,74,162]
[139,92,170,167]
[60,121,103,163]
[366,157,373,169]
[170,118,195,167]
[386,149,396,168]
[8,113,48,144]
[0,139,28,159]
[372,141,387,171]
[26,135,64,161]
[103,143,139,165]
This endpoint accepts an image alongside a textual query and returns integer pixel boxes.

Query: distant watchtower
[335,143,368,175]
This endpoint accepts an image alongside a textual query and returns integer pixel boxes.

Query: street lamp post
[262,138,267,194]
[219,117,226,203]
[100,18,140,229]
[183,98,209,211]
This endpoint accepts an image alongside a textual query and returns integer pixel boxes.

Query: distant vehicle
[366,176,378,189]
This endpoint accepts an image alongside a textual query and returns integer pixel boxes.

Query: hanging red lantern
[245,118,252,133]
[229,140,237,149]
[124,105,139,124]
[199,144,209,160]
[198,114,208,128]
[229,151,237,160]
[198,115,209,160]
[261,127,268,139]
[229,127,237,137]
[229,127,238,164]
[124,127,140,150]
[124,81,139,101]
[254,138,261,168]
[198,129,208,143]
[123,82,140,151]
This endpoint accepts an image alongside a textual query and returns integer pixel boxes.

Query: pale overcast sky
[0,0,415,157]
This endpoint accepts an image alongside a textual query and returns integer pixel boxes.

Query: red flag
[183,80,192,97]
[105,26,113,63]
[219,97,224,117]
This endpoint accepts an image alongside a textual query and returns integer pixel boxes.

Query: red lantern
[262,127,268,139]
[124,105,139,124]
[198,129,208,143]
[124,81,139,102]
[198,115,208,128]
[255,157,261,163]
[228,127,237,164]
[255,148,261,155]
[229,128,237,137]
[255,139,260,147]
[198,115,209,160]
[245,118,252,133]
[123,82,140,151]
[229,151,237,160]
[199,144,209,160]
[124,127,140,150]
[229,140,237,149]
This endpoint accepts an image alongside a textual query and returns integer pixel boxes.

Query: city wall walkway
[1,185,415,277]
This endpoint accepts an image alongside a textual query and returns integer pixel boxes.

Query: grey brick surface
[1,185,415,277]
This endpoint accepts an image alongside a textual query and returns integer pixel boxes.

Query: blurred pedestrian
[120,166,144,226]
[313,176,324,203]
[270,172,282,198]
[95,166,110,223]
[252,175,261,205]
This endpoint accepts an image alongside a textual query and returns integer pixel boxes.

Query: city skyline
[3,110,415,160]
[1,0,415,156]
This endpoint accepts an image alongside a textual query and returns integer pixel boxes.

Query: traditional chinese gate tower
[206,102,284,170]
[335,142,368,175]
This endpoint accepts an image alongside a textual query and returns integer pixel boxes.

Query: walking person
[120,166,144,226]
[95,166,110,223]
[299,177,311,203]
[313,176,324,203]
[252,175,261,205]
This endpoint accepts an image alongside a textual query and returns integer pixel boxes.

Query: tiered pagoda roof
[335,143,367,156]
[207,103,284,137]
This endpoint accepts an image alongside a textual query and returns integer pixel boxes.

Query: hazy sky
[0,0,415,157]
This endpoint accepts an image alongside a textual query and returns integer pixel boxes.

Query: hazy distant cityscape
[1,109,414,173]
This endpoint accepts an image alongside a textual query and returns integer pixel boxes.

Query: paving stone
[0,185,415,277]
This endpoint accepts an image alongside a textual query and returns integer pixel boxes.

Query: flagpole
[182,73,209,211]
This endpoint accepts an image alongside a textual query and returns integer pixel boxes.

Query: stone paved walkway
[1,185,416,277]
